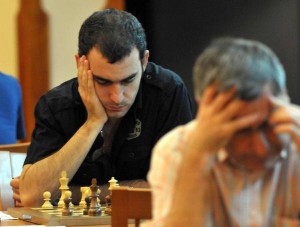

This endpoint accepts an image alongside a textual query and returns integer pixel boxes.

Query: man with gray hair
[145,38,300,226]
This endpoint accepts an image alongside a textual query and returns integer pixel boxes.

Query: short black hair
[78,8,147,63]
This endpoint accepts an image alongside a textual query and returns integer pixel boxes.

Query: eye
[93,77,112,86]
[121,76,135,84]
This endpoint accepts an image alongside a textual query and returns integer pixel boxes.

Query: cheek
[124,81,140,98]
[94,85,106,101]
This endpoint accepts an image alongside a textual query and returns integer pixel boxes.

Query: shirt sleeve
[24,96,67,165]
[145,126,184,226]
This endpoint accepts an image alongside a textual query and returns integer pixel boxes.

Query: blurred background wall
[0,0,115,140]
[0,0,19,77]
[0,0,105,87]
[126,0,300,105]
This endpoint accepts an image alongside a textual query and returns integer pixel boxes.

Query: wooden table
[1,208,135,226]
[0,218,135,227]
[0,218,36,226]
[0,219,118,227]
[6,207,111,226]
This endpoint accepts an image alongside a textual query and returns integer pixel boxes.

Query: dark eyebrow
[93,72,138,83]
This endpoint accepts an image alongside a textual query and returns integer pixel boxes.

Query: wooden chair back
[111,187,152,227]
[0,142,29,210]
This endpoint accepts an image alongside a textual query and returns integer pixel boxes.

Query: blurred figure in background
[0,71,25,144]
[146,38,300,226]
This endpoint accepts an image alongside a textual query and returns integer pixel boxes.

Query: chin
[107,110,129,119]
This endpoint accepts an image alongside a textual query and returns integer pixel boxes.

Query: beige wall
[0,0,106,87]
[0,0,19,78]
[42,0,107,87]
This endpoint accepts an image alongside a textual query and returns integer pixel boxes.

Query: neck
[102,118,122,139]
[107,117,122,125]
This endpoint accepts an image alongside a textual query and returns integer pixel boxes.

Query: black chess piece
[104,194,112,215]
[88,178,101,216]
[62,191,73,216]
[83,195,92,215]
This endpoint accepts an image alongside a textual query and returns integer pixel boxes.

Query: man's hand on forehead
[191,83,261,153]
[268,96,300,151]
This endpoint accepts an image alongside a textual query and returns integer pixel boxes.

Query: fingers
[199,83,238,120]
[270,106,300,127]
[201,82,218,106]
[268,96,300,151]
[87,67,95,97]
[77,56,96,105]
[272,124,299,136]
[269,96,300,132]
[77,56,85,83]
[10,177,20,188]
[15,201,23,207]
[220,99,249,122]
[10,177,22,206]
[78,56,90,93]
[77,56,107,124]
[212,86,237,113]
[274,123,300,154]
[198,83,255,125]
[83,58,90,87]
[13,191,21,202]
[195,86,260,152]
[201,83,236,109]
[228,112,260,134]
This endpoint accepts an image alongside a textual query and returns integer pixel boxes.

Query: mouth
[106,105,127,112]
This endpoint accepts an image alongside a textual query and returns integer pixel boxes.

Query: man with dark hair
[145,38,300,226]
[12,9,193,206]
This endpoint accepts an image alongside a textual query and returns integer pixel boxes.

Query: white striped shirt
[144,124,300,227]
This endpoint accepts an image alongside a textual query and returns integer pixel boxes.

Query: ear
[75,54,80,68]
[142,50,150,71]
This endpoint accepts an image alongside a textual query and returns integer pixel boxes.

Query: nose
[109,83,124,104]
[250,130,269,157]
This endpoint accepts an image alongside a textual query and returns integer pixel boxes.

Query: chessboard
[7,206,112,226]
[6,173,124,226]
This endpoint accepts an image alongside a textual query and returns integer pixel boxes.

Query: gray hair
[193,38,286,100]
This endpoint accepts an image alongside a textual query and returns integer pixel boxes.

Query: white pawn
[42,191,53,209]
[79,186,89,208]
[108,177,118,190]
[104,177,118,215]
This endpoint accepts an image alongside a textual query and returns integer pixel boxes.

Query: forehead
[87,47,141,80]
[237,94,271,126]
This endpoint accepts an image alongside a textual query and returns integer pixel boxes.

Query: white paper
[0,211,17,220]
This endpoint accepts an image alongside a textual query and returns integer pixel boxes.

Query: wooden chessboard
[7,206,112,226]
